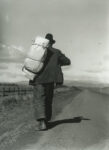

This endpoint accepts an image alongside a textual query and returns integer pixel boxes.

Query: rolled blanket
[23,36,49,80]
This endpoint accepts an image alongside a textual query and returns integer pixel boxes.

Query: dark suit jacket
[29,47,71,85]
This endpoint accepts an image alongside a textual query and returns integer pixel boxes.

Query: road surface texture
[1,87,109,150]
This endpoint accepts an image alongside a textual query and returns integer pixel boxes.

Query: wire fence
[0,86,33,97]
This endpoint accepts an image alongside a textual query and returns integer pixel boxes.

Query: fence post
[3,87,5,96]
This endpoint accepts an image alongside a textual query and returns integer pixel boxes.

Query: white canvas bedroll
[23,36,49,80]
[22,67,36,80]
[24,58,43,73]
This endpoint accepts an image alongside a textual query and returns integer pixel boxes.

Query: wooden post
[3,87,5,96]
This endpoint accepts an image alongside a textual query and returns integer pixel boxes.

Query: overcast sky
[0,0,109,83]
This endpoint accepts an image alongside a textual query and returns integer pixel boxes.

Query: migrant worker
[29,33,71,131]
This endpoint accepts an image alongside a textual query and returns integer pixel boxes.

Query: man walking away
[29,33,71,131]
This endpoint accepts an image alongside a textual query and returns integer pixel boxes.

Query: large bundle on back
[22,36,49,80]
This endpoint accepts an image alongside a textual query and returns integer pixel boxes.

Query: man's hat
[45,33,55,44]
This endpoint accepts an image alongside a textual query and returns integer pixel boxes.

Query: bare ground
[0,87,109,150]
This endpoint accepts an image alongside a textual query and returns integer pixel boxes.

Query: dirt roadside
[1,88,109,150]
[0,87,79,150]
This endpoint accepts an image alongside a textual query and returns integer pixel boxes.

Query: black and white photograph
[0,0,109,150]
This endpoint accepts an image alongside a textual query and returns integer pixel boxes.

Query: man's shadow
[48,116,91,129]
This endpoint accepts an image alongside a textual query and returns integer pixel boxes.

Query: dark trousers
[33,83,54,121]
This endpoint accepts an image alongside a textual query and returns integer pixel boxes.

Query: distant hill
[64,80,109,88]
[0,81,29,87]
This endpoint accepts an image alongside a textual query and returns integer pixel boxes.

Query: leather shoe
[37,119,47,131]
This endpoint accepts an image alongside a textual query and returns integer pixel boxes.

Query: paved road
[4,89,109,150]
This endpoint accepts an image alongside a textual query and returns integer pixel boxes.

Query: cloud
[9,45,26,59]
[103,54,109,61]
[0,65,8,70]
[1,44,6,48]
[11,45,25,53]
[5,15,10,22]
[0,62,28,82]
[0,42,26,62]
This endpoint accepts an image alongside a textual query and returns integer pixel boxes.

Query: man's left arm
[58,51,71,66]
